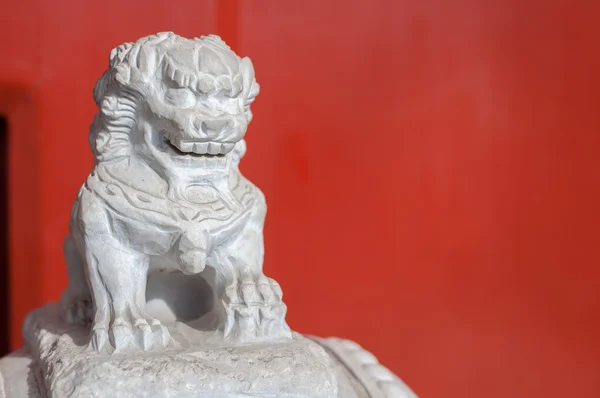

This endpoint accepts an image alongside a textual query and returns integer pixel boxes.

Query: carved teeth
[193,142,209,154]
[208,142,221,155]
[169,139,236,157]
[222,143,234,154]
[176,140,193,152]
[169,138,193,153]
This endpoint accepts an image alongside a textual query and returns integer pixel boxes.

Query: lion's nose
[193,118,230,139]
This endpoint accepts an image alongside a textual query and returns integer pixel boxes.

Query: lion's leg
[209,254,239,336]
[85,244,111,352]
[60,234,92,325]
[85,237,171,352]
[213,211,291,342]
[216,262,291,342]
[224,265,290,342]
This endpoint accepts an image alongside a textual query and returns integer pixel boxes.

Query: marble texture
[0,306,417,398]
[61,32,289,352]
[0,32,418,397]
[21,305,337,398]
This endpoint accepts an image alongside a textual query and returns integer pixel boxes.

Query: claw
[274,303,287,319]
[257,276,274,302]
[269,279,283,300]
[279,321,292,338]
[221,275,292,343]
[109,320,134,352]
[134,321,153,350]
[236,306,259,339]
[258,308,274,336]
[241,280,260,304]
[226,284,241,304]
[152,324,172,347]
[223,305,236,337]
[90,328,108,352]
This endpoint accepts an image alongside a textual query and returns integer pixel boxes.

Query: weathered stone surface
[0,32,418,398]
[23,305,337,398]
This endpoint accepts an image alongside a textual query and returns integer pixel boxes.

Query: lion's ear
[240,57,259,105]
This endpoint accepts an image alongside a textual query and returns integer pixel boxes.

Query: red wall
[1,1,599,397]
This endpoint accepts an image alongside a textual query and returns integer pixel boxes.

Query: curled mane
[89,32,259,164]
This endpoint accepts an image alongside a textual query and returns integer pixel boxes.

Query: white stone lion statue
[60,32,290,352]
[0,33,418,398]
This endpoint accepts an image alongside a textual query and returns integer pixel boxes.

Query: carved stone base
[17,304,338,398]
[0,305,417,397]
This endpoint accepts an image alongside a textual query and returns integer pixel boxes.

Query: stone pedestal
[0,305,418,398]
[15,305,338,398]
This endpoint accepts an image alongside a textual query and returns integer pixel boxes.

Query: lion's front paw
[223,275,292,342]
[89,313,174,353]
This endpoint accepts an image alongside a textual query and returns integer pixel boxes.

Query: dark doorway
[0,116,7,357]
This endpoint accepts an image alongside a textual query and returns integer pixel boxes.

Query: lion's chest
[86,170,259,260]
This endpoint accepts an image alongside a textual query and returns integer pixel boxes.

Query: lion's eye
[164,88,195,108]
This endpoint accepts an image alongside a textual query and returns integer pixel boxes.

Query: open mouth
[165,138,234,157]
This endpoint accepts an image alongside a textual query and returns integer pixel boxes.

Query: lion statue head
[90,32,258,175]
